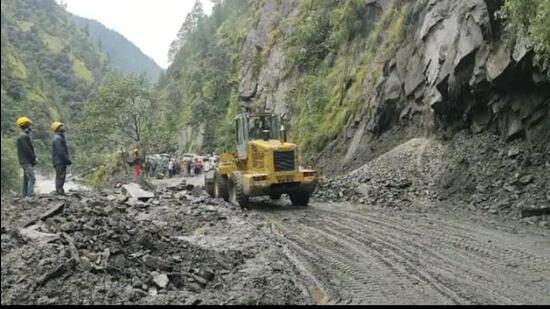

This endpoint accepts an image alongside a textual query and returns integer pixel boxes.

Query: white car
[182,153,196,161]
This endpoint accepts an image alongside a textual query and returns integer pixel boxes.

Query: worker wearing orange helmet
[16,116,37,197]
[51,121,72,195]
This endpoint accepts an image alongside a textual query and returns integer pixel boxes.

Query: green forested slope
[157,0,257,153]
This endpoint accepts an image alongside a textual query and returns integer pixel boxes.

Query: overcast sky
[62,0,213,69]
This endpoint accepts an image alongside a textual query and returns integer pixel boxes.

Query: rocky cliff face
[161,0,548,174]
[233,0,548,174]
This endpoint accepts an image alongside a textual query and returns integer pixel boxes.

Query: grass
[5,52,28,80]
[285,0,412,157]
[71,56,93,82]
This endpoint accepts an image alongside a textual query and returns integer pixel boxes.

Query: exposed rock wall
[237,0,300,114]
[176,123,205,153]
[235,0,549,175]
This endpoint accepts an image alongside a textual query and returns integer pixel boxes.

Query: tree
[80,73,154,149]
[1,136,20,193]
[167,0,206,64]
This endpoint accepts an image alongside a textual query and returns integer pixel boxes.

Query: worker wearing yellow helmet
[51,121,72,195]
[15,116,37,197]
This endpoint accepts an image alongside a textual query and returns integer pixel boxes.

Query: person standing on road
[168,158,175,178]
[186,159,192,177]
[127,149,143,181]
[174,158,181,176]
[16,116,37,197]
[51,121,72,195]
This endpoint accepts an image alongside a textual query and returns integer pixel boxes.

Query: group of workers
[15,116,72,196]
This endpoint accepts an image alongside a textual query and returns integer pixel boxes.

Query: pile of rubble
[314,133,549,226]
[436,133,549,224]
[314,138,444,209]
[1,180,309,305]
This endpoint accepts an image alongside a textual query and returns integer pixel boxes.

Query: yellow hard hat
[16,116,32,128]
[51,121,64,131]
[133,149,139,154]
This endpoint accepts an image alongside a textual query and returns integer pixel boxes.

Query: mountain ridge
[72,15,163,82]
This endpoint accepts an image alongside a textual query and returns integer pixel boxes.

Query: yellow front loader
[205,112,318,208]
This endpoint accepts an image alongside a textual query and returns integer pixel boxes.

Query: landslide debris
[1,180,309,305]
[314,133,549,226]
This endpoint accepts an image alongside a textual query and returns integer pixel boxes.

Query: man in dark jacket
[51,121,72,195]
[16,116,37,197]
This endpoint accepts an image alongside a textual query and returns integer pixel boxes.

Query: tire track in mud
[272,222,417,304]
[273,218,467,304]
[321,218,520,304]
[319,206,550,274]
[260,203,550,305]
[322,207,550,303]
[314,204,550,269]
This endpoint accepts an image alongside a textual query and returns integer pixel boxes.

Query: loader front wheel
[229,171,249,208]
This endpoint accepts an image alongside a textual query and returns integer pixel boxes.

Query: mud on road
[246,198,550,305]
[2,172,549,305]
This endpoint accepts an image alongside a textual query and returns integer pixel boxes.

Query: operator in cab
[249,118,264,139]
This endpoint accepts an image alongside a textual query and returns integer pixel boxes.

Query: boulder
[507,147,521,158]
[486,41,512,81]
[121,183,154,201]
[505,114,524,141]
[151,272,169,289]
[18,225,59,244]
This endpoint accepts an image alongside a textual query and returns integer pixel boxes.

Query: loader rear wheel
[229,172,249,208]
[289,192,310,206]
[216,174,229,202]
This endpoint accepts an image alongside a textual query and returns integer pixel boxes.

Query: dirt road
[176,173,549,304]
[5,172,547,305]
[248,200,550,305]
[35,173,89,194]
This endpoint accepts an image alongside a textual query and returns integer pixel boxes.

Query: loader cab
[235,113,281,160]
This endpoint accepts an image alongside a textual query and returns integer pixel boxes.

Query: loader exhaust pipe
[280,125,287,143]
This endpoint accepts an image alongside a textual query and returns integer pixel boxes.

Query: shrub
[1,136,21,193]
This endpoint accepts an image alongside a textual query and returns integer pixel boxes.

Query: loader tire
[289,191,310,206]
[229,171,249,208]
[216,173,229,202]
[205,172,215,198]
[269,193,282,200]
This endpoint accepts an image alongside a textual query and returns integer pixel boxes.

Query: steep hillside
[1,0,109,191]
[158,0,549,174]
[72,15,163,82]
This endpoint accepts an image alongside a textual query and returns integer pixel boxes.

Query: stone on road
[122,183,155,201]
